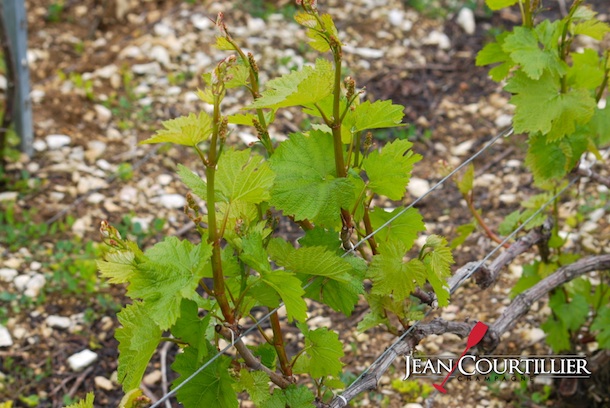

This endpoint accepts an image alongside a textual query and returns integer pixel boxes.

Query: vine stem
[269,309,292,376]
[207,92,235,325]
[465,191,510,248]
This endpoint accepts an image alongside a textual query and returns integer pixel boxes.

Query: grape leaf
[363,139,422,200]
[116,302,162,391]
[298,227,342,254]
[368,241,427,301]
[573,18,610,40]
[215,36,235,50]
[261,385,315,408]
[450,222,477,249]
[64,393,94,408]
[567,49,605,90]
[498,210,521,236]
[248,59,334,109]
[476,33,514,81]
[510,261,542,297]
[591,305,610,348]
[590,105,610,146]
[273,245,356,283]
[235,369,270,406]
[421,235,453,307]
[502,27,567,80]
[128,237,212,329]
[269,131,354,227]
[216,148,275,204]
[357,294,392,332]
[170,299,212,363]
[177,164,207,200]
[457,164,475,195]
[228,110,275,126]
[172,345,238,408]
[293,324,344,378]
[344,100,406,133]
[241,234,308,322]
[525,133,569,181]
[97,250,136,284]
[550,291,589,331]
[140,112,214,146]
[505,71,596,141]
[369,207,425,250]
[541,316,571,352]
[485,0,518,10]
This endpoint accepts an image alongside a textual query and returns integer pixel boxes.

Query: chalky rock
[46,315,72,330]
[0,268,18,282]
[45,134,71,149]
[94,376,114,391]
[132,62,162,76]
[0,325,12,347]
[159,194,186,209]
[24,273,46,298]
[457,8,476,35]
[67,349,98,371]
[0,192,18,202]
[94,104,112,124]
[423,30,451,50]
[408,177,431,198]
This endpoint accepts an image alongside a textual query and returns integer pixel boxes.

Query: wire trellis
[149,125,515,407]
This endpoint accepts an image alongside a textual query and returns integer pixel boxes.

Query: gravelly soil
[1,0,609,407]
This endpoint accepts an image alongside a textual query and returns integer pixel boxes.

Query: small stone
[119,186,138,203]
[0,325,12,347]
[86,141,107,160]
[46,315,72,330]
[143,370,162,386]
[14,275,30,292]
[157,174,172,186]
[0,268,18,282]
[456,8,476,35]
[119,45,142,59]
[495,114,512,128]
[87,193,106,204]
[24,273,46,298]
[154,23,174,37]
[33,140,47,151]
[342,45,384,59]
[403,404,424,408]
[94,104,112,124]
[132,62,162,76]
[408,178,430,197]
[30,261,42,271]
[247,17,266,34]
[523,328,545,343]
[159,194,186,209]
[97,159,113,171]
[0,192,18,202]
[71,217,89,237]
[131,217,151,232]
[100,316,114,331]
[150,45,171,67]
[77,177,108,194]
[388,9,404,27]
[94,65,118,79]
[450,139,474,156]
[67,349,98,371]
[423,30,451,50]
[45,134,71,149]
[589,208,605,223]
[31,89,45,103]
[95,376,114,391]
[499,193,517,204]
[191,14,210,30]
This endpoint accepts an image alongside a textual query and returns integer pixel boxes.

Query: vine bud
[363,131,373,151]
[247,52,259,75]
[344,76,355,101]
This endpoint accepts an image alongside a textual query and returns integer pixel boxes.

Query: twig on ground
[67,366,94,399]
[577,168,610,189]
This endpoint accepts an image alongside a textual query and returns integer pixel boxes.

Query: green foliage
[63,392,94,408]
[98,3,455,406]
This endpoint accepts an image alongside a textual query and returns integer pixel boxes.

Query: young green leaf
[116,301,162,392]
[485,0,518,10]
[501,27,567,80]
[457,164,475,196]
[170,299,212,363]
[269,131,354,227]
[235,369,270,406]
[293,324,344,378]
[363,139,422,200]
[140,112,214,147]
[476,32,514,81]
[298,227,342,253]
[64,393,94,408]
[368,207,425,250]
[344,100,406,134]
[261,385,316,408]
[550,291,589,331]
[591,305,610,348]
[97,250,137,284]
[248,59,334,109]
[421,235,454,307]
[172,345,238,408]
[177,164,207,200]
[128,237,212,329]
[505,71,596,141]
[541,316,571,352]
[368,241,427,302]
[216,148,275,204]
